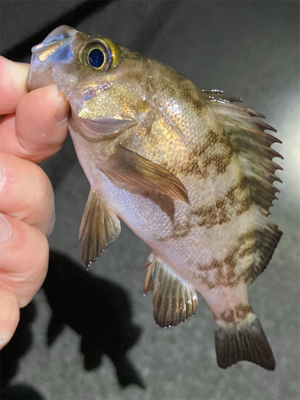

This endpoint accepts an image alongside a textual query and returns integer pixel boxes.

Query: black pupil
[89,48,105,68]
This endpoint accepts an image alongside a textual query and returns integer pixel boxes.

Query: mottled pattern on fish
[27,26,282,371]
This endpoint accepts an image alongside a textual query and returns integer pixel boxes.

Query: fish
[27,25,283,371]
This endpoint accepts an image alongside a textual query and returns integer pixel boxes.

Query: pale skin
[0,56,70,349]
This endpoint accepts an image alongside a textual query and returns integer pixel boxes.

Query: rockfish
[27,26,283,370]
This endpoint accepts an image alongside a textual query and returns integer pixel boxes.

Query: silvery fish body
[27,26,283,370]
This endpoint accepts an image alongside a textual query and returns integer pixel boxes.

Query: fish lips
[26,25,77,91]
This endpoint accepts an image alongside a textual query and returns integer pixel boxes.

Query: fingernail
[0,333,10,350]
[0,214,12,244]
[54,94,69,125]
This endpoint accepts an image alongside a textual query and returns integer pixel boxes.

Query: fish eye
[80,38,120,71]
[88,48,106,69]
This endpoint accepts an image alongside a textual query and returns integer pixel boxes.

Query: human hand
[0,56,69,349]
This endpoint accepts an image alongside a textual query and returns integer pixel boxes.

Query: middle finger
[0,152,55,236]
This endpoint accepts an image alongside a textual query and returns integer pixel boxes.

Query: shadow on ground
[0,301,45,400]
[43,250,145,389]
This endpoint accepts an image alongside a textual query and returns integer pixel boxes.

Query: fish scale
[27,25,282,371]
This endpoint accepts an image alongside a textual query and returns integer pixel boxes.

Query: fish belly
[70,119,256,308]
[93,154,256,299]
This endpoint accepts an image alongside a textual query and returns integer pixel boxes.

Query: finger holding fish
[0,286,19,350]
[0,213,48,306]
[0,56,28,114]
[0,57,69,163]
[0,212,48,349]
[0,90,69,164]
[0,153,55,236]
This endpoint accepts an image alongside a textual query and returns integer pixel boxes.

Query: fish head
[27,25,155,139]
[27,25,77,92]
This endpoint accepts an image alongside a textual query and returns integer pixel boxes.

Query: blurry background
[0,1,299,399]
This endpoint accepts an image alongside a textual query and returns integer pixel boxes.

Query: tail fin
[214,312,275,370]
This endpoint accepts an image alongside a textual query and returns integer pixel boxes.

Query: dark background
[0,1,299,399]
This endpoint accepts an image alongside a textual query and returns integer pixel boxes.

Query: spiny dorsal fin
[203,90,283,213]
[204,90,283,283]
[144,254,198,327]
[79,189,121,268]
[103,145,189,204]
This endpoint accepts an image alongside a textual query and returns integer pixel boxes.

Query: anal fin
[214,311,275,371]
[144,254,198,327]
[79,189,121,268]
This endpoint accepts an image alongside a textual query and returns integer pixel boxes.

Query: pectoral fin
[104,145,189,204]
[79,189,121,267]
[76,116,137,137]
[144,255,198,327]
[73,111,137,139]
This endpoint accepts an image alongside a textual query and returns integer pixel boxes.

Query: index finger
[0,56,70,163]
[0,56,28,115]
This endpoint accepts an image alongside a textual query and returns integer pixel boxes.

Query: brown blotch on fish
[216,305,253,324]
[158,220,193,241]
[236,304,253,319]
[194,230,257,288]
[190,188,250,229]
[216,198,231,225]
[192,204,218,228]
[225,177,248,204]
[167,154,204,178]
[192,130,219,158]
[201,146,233,175]
[196,259,223,272]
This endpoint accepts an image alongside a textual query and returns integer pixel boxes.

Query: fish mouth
[26,25,78,91]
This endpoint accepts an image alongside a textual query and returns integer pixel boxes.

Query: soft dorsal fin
[203,90,283,283]
[144,254,198,327]
[79,189,121,267]
[103,145,189,204]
